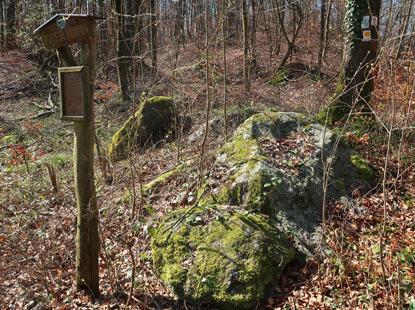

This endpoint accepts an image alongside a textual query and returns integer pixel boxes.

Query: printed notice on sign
[371,16,378,27]
[363,30,371,41]
[361,16,370,29]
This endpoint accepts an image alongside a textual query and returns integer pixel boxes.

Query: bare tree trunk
[0,0,4,52]
[250,0,257,70]
[275,0,303,68]
[395,0,413,59]
[241,0,250,92]
[223,0,228,140]
[5,0,16,48]
[150,0,157,77]
[126,0,143,77]
[199,0,212,184]
[381,0,395,46]
[114,0,130,102]
[269,0,283,58]
[321,0,332,61]
[173,0,184,69]
[317,0,327,76]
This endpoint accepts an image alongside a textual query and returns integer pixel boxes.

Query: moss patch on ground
[142,158,195,195]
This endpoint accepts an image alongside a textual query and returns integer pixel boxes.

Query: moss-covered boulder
[151,111,374,308]
[152,205,295,310]
[109,96,174,161]
[201,112,374,255]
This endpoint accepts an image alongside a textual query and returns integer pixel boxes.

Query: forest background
[0,0,415,309]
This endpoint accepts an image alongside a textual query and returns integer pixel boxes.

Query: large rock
[202,112,373,255]
[151,111,373,308]
[109,96,174,161]
[152,206,295,310]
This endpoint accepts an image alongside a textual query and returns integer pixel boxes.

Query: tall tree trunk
[317,0,327,76]
[149,0,157,77]
[274,0,303,68]
[222,0,228,140]
[395,0,413,59]
[173,0,184,69]
[5,0,16,48]
[250,0,257,69]
[0,0,4,52]
[321,0,332,61]
[114,0,130,102]
[199,0,212,184]
[241,0,250,92]
[328,0,382,123]
[381,0,395,46]
[126,0,143,76]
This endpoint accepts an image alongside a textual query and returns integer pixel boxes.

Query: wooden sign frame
[58,66,88,121]
[34,14,96,50]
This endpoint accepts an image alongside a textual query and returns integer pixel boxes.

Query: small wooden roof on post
[34,14,100,50]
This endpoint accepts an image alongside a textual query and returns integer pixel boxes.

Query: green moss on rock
[109,96,174,161]
[350,154,373,181]
[268,68,291,86]
[152,206,295,309]
[142,159,194,195]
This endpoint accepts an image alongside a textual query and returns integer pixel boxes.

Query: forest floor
[1,38,415,310]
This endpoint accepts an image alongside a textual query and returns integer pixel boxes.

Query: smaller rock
[108,96,174,161]
[152,205,295,310]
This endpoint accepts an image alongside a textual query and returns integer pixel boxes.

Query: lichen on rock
[108,96,174,161]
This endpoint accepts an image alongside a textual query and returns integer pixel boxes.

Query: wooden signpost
[35,14,100,296]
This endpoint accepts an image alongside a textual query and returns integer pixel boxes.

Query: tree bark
[5,0,16,48]
[272,0,303,68]
[0,0,4,52]
[328,0,381,123]
[250,0,257,69]
[149,0,157,77]
[222,0,228,140]
[241,0,250,92]
[199,0,212,183]
[317,0,327,76]
[395,0,413,59]
[114,0,130,102]
[321,0,332,61]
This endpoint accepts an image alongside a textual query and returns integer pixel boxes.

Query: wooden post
[35,14,100,297]
[74,22,99,297]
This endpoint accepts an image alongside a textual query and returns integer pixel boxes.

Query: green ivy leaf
[148,226,156,237]
[145,205,155,215]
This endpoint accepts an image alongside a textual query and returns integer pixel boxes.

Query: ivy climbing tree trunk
[328,0,381,123]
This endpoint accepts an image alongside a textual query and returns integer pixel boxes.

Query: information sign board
[58,66,87,121]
